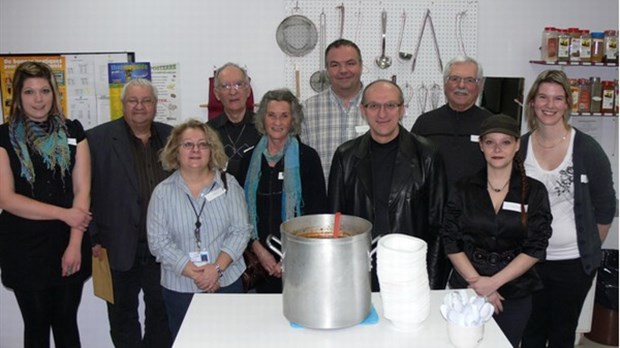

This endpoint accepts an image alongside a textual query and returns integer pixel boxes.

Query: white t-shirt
[524,129,579,260]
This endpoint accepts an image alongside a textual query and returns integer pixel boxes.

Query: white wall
[0,0,618,347]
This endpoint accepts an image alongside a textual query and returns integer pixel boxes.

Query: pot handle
[368,235,382,270]
[266,234,283,260]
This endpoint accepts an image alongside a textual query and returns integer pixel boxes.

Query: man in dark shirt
[207,63,261,184]
[88,78,172,348]
[411,56,492,188]
[328,80,448,291]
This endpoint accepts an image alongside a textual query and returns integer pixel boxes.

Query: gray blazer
[87,118,172,271]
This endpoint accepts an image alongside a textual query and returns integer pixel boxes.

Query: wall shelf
[571,113,618,117]
[529,60,618,67]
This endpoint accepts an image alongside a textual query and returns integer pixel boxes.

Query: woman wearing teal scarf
[239,89,327,293]
[0,61,92,347]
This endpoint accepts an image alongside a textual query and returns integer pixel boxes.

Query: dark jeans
[14,280,84,348]
[521,259,595,348]
[107,244,171,348]
[162,277,243,343]
[493,295,532,348]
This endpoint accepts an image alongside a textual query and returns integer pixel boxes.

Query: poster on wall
[108,62,151,120]
[151,63,181,125]
[0,55,67,122]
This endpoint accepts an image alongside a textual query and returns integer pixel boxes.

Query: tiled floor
[578,335,618,347]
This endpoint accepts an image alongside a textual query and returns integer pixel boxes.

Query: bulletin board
[280,0,478,129]
[0,52,134,129]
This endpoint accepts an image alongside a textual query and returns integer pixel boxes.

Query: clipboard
[92,248,114,304]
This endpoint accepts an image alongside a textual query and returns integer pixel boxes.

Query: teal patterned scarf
[244,135,302,240]
[8,115,71,186]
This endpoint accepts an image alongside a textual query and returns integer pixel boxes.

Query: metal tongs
[411,9,443,74]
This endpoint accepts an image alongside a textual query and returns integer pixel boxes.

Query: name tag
[355,125,369,134]
[189,251,210,266]
[206,187,225,201]
[502,201,527,213]
[580,174,588,183]
[278,172,284,180]
[470,135,479,143]
[68,138,77,146]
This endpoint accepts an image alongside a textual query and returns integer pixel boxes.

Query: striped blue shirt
[147,170,251,292]
[301,87,367,181]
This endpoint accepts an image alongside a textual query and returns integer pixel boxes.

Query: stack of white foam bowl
[377,233,430,332]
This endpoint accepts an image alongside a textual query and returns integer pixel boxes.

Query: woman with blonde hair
[147,119,251,340]
[520,70,616,347]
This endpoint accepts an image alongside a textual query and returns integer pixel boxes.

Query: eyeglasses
[125,98,155,107]
[445,76,481,85]
[217,81,248,91]
[180,141,210,151]
[363,102,402,112]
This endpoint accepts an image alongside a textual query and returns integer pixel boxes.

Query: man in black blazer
[88,78,172,348]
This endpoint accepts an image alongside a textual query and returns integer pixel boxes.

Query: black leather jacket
[328,126,449,289]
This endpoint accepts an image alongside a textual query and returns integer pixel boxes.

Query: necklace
[487,179,510,193]
[535,129,569,149]
[224,122,247,156]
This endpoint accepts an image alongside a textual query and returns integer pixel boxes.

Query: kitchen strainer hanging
[276,6,318,57]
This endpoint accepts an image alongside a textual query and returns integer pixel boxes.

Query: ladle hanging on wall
[310,10,329,92]
[397,10,412,61]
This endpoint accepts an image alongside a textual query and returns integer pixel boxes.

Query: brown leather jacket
[328,126,449,289]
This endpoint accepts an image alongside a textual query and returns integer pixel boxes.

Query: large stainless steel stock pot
[267,214,375,329]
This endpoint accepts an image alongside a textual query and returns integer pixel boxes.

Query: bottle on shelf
[590,77,602,113]
[569,28,582,62]
[558,29,571,62]
[578,78,591,113]
[541,27,559,63]
[604,30,618,64]
[601,80,615,114]
[591,32,605,63]
[569,78,580,113]
[580,30,592,63]
[614,80,620,115]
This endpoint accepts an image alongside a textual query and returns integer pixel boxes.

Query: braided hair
[513,155,529,229]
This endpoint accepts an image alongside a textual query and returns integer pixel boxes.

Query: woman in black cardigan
[239,89,326,293]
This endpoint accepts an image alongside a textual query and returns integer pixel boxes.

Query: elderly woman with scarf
[238,89,327,293]
[0,61,92,347]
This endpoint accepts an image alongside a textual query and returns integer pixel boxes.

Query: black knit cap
[479,114,520,138]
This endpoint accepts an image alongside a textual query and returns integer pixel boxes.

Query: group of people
[0,37,615,348]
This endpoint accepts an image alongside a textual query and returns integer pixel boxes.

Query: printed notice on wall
[151,63,181,125]
[0,56,67,122]
[108,62,151,120]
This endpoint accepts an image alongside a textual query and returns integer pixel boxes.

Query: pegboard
[279,0,478,129]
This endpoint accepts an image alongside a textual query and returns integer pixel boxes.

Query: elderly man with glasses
[88,78,173,347]
[207,63,261,184]
[328,79,448,292]
[411,56,493,189]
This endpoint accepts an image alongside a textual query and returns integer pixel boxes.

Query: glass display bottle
[590,77,602,113]
[577,78,591,113]
[579,30,592,62]
[604,30,618,64]
[590,32,605,63]
[541,27,558,63]
[569,28,582,62]
[601,80,615,113]
[569,78,580,112]
[557,29,571,62]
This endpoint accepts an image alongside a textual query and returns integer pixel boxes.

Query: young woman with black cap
[440,114,553,347]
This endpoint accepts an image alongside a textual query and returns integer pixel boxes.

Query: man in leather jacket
[328,80,449,290]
